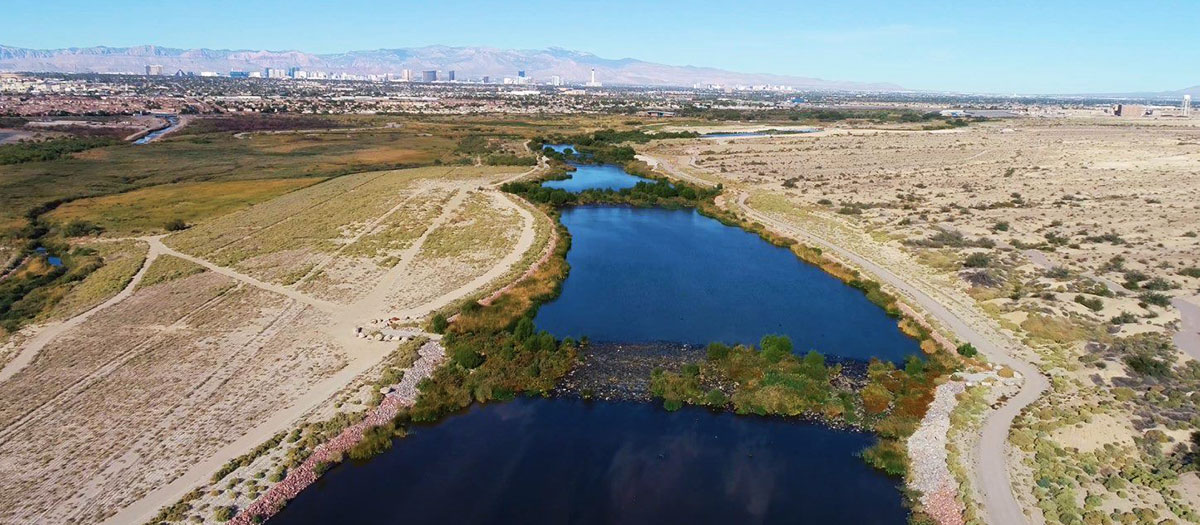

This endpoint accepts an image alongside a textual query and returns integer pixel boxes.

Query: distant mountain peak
[0,43,905,90]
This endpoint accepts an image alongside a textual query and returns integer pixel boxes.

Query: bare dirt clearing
[0,164,547,524]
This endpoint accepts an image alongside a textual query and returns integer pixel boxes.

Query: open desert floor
[642,116,1200,525]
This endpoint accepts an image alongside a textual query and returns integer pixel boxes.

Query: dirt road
[0,238,159,384]
[1172,295,1200,361]
[644,150,1046,523]
[102,182,544,525]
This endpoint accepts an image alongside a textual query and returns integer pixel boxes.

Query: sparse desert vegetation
[643,116,1200,523]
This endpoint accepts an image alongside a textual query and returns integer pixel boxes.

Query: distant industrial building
[422,70,437,82]
[145,64,164,76]
[1113,104,1146,118]
[229,71,250,78]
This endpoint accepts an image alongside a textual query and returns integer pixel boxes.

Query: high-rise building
[447,70,456,81]
[287,67,303,78]
[586,68,602,87]
[264,68,287,79]
[145,64,164,76]
[518,70,525,78]
[422,70,438,82]
[549,75,562,86]
[482,75,490,84]
[1185,95,1193,118]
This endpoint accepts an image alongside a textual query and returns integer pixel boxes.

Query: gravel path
[910,381,967,525]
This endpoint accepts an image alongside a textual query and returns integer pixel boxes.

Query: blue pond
[535,206,918,362]
[542,163,654,193]
[272,398,907,525]
[540,144,655,193]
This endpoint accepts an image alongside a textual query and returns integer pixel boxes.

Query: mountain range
[0,44,905,91]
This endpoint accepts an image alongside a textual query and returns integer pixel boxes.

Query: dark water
[272,161,916,524]
[542,163,654,193]
[272,398,906,525]
[540,144,655,193]
[535,206,918,362]
[133,115,180,145]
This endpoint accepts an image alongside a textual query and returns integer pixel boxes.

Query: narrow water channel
[271,156,914,524]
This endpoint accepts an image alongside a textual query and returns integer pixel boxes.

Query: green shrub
[1139,292,1170,308]
[164,218,189,231]
[213,505,236,522]
[956,343,978,358]
[706,342,731,361]
[431,313,449,334]
[759,334,794,363]
[1074,295,1104,312]
[963,252,991,268]
[62,220,104,237]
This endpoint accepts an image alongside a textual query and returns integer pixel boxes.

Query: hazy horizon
[2,0,1198,94]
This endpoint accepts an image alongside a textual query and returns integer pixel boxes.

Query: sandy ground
[0,163,547,524]
[643,117,1200,524]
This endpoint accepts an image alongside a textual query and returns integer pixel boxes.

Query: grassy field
[48,240,148,320]
[136,254,206,290]
[0,114,654,240]
[46,178,323,235]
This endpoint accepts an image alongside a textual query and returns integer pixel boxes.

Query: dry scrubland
[0,160,541,524]
[645,118,1200,524]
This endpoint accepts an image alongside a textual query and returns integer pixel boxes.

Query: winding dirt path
[643,148,1044,524]
[102,177,543,525]
[0,238,160,385]
[148,237,340,314]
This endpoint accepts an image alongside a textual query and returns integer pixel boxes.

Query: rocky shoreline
[229,340,445,524]
[908,380,967,525]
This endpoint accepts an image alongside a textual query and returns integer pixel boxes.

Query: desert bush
[963,253,991,268]
[957,343,979,358]
[1074,295,1104,312]
[1139,292,1170,308]
[62,220,103,237]
[164,218,189,231]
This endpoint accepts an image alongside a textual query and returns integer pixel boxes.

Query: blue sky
[3,0,1196,93]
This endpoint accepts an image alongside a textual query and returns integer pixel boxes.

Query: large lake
[271,159,914,524]
[272,398,907,525]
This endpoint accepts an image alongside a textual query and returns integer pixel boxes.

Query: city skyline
[1,0,1197,94]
